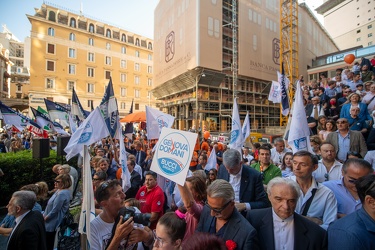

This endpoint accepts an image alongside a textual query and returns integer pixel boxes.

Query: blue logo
[156,132,191,176]
[78,122,93,143]
[293,137,307,150]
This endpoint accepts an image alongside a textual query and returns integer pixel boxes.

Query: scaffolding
[280,0,299,126]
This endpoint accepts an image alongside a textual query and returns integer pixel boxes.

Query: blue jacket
[328,207,375,249]
[43,189,70,232]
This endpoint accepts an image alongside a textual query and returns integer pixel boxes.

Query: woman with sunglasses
[207,169,217,186]
[153,212,186,250]
[43,174,71,250]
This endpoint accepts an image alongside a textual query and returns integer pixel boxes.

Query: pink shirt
[183,201,204,241]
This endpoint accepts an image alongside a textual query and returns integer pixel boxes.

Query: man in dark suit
[247,177,327,250]
[125,159,142,198]
[6,190,47,250]
[217,149,270,214]
[135,142,146,169]
[196,179,259,249]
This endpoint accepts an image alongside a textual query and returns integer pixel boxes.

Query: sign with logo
[151,128,197,185]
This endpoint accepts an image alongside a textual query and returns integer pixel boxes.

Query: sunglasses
[324,173,329,181]
[205,200,232,214]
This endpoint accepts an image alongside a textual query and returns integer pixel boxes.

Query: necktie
[136,151,140,165]
[314,106,319,120]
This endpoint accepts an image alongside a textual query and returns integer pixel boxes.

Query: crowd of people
[1,57,375,249]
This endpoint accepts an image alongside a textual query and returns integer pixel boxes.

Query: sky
[0,0,323,42]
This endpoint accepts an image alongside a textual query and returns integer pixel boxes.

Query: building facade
[316,0,375,49]
[152,0,339,133]
[27,3,155,116]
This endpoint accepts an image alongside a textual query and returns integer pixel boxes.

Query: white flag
[78,146,95,248]
[228,98,243,154]
[64,107,110,161]
[146,106,175,139]
[115,121,131,192]
[205,147,217,172]
[288,81,313,153]
[241,111,251,145]
[268,81,282,103]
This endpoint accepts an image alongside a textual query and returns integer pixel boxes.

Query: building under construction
[152,0,339,133]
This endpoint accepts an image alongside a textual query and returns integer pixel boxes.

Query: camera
[120,207,151,227]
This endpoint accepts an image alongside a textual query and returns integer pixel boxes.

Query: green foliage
[0,150,78,207]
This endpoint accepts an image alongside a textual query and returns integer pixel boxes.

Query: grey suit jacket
[197,206,260,250]
[325,130,368,158]
[247,208,327,250]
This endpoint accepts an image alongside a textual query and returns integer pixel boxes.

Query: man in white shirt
[313,143,343,183]
[270,138,291,166]
[361,81,375,114]
[288,151,337,230]
[243,146,254,165]
[247,177,327,249]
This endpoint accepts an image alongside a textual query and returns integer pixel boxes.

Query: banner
[268,81,282,103]
[115,120,131,192]
[241,111,251,145]
[71,87,88,121]
[205,147,217,172]
[0,101,40,132]
[146,106,175,140]
[228,98,243,154]
[99,78,118,138]
[44,99,70,128]
[278,64,290,116]
[288,80,313,153]
[64,107,109,161]
[150,128,197,185]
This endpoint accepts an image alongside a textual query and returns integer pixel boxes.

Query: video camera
[120,207,151,227]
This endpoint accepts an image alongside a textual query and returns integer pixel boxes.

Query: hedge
[0,150,77,207]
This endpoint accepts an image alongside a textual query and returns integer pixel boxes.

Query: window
[88,52,94,62]
[135,51,140,57]
[357,37,361,41]
[47,60,55,71]
[106,42,111,50]
[120,60,126,68]
[121,46,126,54]
[148,42,153,50]
[134,89,140,98]
[368,33,373,37]
[105,71,111,79]
[68,98,72,105]
[148,54,152,61]
[69,48,76,58]
[147,66,152,73]
[369,41,373,46]
[369,24,373,29]
[148,78,152,86]
[106,29,111,38]
[46,78,54,89]
[89,38,94,46]
[135,38,140,46]
[135,63,140,71]
[17,85,22,92]
[68,64,76,74]
[87,83,94,93]
[70,18,76,28]
[135,76,140,85]
[105,56,112,65]
[47,43,55,54]
[120,87,126,96]
[121,34,126,42]
[48,11,56,22]
[357,29,361,33]
[88,68,94,77]
[69,33,75,41]
[135,103,139,110]
[48,27,54,36]
[87,100,93,108]
[121,102,126,109]
[89,24,95,33]
[68,81,75,91]
[121,73,126,82]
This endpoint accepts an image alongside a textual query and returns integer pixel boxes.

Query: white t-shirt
[91,209,144,250]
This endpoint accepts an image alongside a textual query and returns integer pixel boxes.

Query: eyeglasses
[347,151,360,156]
[153,229,169,248]
[205,200,232,215]
[347,178,358,184]
[365,181,375,195]
[324,173,329,181]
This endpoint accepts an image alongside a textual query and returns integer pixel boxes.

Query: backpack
[57,211,81,250]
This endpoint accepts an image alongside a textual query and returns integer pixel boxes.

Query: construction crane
[279,0,299,126]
